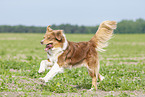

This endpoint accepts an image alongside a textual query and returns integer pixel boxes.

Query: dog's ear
[47,25,53,31]
[55,30,63,41]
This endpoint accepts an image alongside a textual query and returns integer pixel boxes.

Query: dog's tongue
[45,44,53,51]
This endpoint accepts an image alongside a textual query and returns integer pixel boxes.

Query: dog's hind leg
[88,68,98,90]
[38,59,53,73]
[87,61,100,90]
[97,61,105,81]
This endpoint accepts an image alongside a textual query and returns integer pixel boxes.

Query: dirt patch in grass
[107,57,145,61]
[9,69,31,73]
[0,92,36,97]
[113,42,145,46]
[52,90,145,97]
[0,75,46,92]
[10,76,45,85]
[0,90,145,97]
[119,62,139,65]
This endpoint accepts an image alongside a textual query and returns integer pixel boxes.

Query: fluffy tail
[90,21,117,52]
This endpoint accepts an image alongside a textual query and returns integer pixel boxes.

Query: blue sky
[0,0,145,26]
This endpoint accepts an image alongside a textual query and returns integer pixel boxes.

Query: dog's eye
[48,37,53,40]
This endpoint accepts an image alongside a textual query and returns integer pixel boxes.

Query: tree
[0,18,145,34]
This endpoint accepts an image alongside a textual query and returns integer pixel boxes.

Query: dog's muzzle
[40,40,44,45]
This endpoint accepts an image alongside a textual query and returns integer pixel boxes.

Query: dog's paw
[39,77,48,83]
[88,87,97,92]
[88,85,97,92]
[38,69,45,73]
[100,75,105,81]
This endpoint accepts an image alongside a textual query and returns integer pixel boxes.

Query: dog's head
[41,25,67,52]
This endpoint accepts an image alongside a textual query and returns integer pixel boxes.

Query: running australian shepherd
[38,21,117,90]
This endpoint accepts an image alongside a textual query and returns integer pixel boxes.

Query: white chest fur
[47,47,63,63]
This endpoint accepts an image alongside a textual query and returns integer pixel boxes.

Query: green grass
[0,33,145,96]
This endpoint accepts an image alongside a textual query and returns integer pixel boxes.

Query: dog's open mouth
[45,43,53,51]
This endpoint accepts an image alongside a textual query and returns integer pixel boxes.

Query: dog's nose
[40,41,43,45]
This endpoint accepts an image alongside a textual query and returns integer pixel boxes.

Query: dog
[38,21,117,90]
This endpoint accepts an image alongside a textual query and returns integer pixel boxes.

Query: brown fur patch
[58,41,91,65]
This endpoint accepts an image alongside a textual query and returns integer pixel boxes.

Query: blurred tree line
[0,18,145,34]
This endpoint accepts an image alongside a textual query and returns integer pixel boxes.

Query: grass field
[0,33,145,96]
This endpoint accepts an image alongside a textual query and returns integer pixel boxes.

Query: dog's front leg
[39,63,64,82]
[38,60,53,73]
